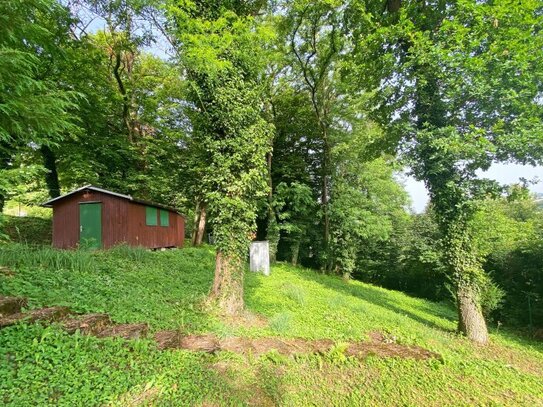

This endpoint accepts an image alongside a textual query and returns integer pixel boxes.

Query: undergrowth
[0,215,52,245]
[0,244,218,331]
[1,243,542,405]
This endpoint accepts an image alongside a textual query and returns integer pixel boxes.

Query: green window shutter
[160,209,169,227]
[146,206,157,226]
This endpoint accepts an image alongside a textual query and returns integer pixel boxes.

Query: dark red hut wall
[52,190,129,249]
[51,190,185,249]
[126,203,184,249]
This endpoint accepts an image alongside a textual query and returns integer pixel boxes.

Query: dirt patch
[97,323,148,340]
[0,297,439,362]
[63,313,112,335]
[155,332,439,360]
[0,266,15,277]
[368,331,386,343]
[222,311,269,329]
[155,331,220,352]
[0,306,71,328]
[345,342,438,360]
[0,296,27,317]
[26,306,71,323]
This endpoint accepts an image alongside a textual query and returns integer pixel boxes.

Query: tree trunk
[0,143,11,212]
[194,203,206,246]
[446,219,490,344]
[291,241,300,266]
[265,151,279,263]
[210,251,244,315]
[386,0,401,13]
[191,201,200,245]
[40,145,60,198]
[457,284,489,344]
[321,129,331,270]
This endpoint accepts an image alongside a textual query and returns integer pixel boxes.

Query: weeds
[0,244,95,273]
[282,283,306,306]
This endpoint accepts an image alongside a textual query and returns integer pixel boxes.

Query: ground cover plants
[1,242,542,405]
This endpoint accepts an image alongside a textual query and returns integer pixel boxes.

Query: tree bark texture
[194,203,207,246]
[191,201,200,245]
[210,251,244,316]
[456,284,489,344]
[447,224,490,344]
[40,145,61,198]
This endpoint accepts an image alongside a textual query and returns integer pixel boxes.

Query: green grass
[1,243,542,405]
[0,244,218,332]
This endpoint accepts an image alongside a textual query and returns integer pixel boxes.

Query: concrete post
[250,241,270,276]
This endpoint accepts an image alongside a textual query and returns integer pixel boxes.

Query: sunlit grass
[1,243,542,405]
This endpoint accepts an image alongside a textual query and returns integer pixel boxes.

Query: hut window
[160,210,169,227]
[146,207,158,226]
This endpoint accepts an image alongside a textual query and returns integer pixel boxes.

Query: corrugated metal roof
[41,185,183,215]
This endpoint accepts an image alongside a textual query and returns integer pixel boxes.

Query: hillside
[0,243,542,406]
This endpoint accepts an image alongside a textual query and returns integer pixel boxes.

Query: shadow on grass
[253,264,543,353]
[252,263,458,334]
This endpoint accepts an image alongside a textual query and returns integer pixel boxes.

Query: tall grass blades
[107,244,150,263]
[0,244,95,273]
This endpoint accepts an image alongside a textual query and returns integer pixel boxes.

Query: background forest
[1,0,543,342]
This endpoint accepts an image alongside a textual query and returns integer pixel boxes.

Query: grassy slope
[0,244,542,406]
[1,215,52,245]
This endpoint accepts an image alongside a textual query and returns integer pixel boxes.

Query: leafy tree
[374,211,449,301]
[349,0,543,343]
[282,0,345,265]
[329,150,409,280]
[0,0,77,209]
[41,1,187,208]
[263,85,321,264]
[167,0,273,315]
[273,181,318,265]
[473,191,543,328]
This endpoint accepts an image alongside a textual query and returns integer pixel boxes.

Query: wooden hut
[42,185,185,250]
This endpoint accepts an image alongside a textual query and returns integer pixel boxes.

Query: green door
[79,203,102,249]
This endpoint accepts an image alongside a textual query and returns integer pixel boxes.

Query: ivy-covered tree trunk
[413,67,490,343]
[265,152,279,263]
[446,221,489,344]
[167,1,272,316]
[266,214,279,264]
[40,145,60,198]
[191,201,200,245]
[210,251,244,315]
[321,133,331,268]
